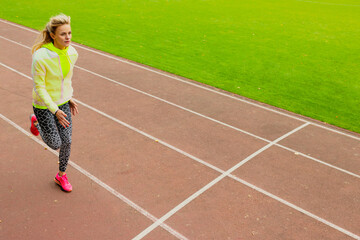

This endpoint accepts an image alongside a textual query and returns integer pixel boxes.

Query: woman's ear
[50,32,55,40]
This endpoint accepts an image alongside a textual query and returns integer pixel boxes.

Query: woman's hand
[55,110,70,128]
[69,99,79,116]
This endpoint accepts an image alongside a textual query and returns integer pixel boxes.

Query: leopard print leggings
[33,102,72,172]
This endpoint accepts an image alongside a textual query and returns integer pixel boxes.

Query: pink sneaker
[54,173,72,192]
[29,114,39,136]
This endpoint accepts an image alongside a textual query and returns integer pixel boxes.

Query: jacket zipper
[58,56,64,99]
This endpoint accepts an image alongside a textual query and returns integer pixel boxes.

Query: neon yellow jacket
[32,42,78,114]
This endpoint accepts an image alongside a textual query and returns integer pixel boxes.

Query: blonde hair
[31,13,71,54]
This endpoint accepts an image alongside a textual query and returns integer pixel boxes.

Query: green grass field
[1,0,359,132]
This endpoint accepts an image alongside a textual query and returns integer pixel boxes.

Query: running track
[0,19,359,240]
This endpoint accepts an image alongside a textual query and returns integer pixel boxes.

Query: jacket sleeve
[32,59,59,114]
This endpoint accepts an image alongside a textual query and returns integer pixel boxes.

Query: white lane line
[133,122,359,240]
[2,63,360,240]
[0,113,188,240]
[75,65,269,143]
[75,99,226,175]
[1,58,360,180]
[1,20,359,142]
[278,144,360,179]
[296,0,360,7]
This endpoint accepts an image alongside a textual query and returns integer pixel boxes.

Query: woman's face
[51,24,72,49]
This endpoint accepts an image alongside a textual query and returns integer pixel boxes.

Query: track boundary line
[75,64,270,142]
[0,113,188,240]
[1,56,359,180]
[0,19,359,141]
[1,63,359,239]
[133,122,360,240]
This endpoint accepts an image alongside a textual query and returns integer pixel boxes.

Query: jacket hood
[42,42,69,56]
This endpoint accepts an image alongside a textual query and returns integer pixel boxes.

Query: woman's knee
[42,134,62,150]
[47,140,62,150]
[48,139,71,150]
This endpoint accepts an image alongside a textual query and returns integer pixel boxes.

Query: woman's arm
[68,99,79,116]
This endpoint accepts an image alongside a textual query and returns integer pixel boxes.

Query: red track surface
[0,19,359,240]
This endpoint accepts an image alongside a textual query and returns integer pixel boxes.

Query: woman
[30,13,79,192]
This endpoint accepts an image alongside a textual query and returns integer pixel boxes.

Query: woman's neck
[53,41,66,50]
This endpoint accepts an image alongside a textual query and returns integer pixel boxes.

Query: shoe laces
[61,174,69,184]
